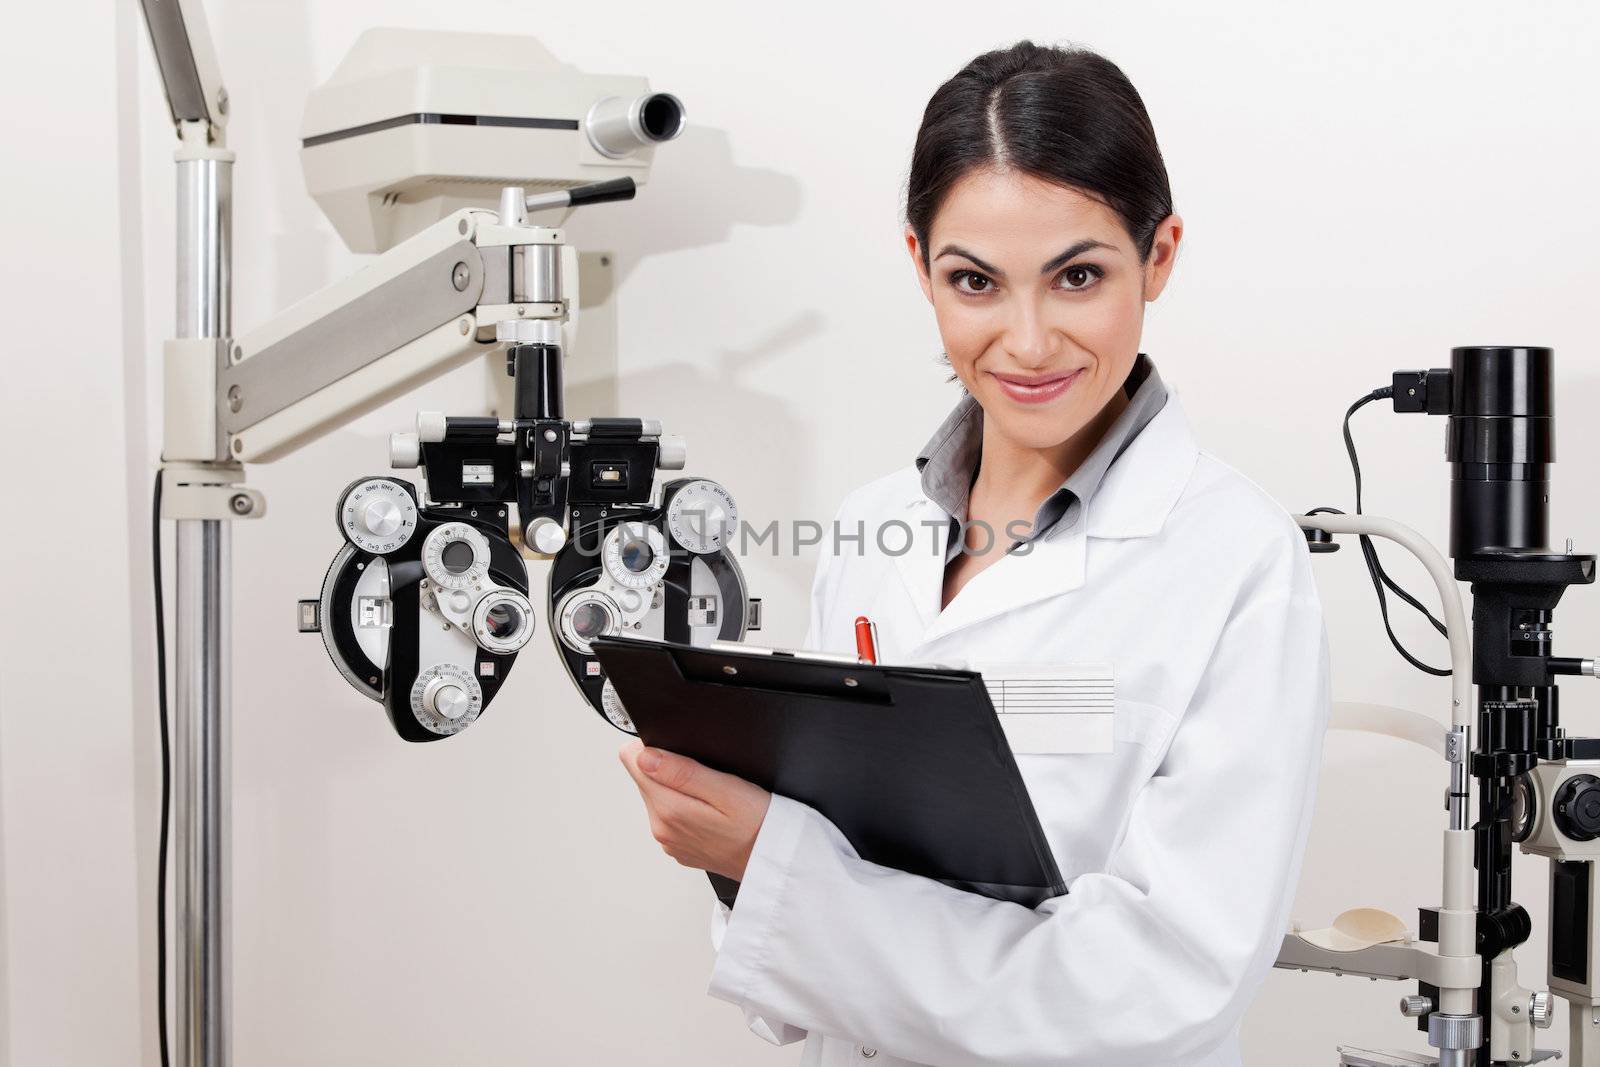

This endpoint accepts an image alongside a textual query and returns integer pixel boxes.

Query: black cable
[152,472,171,1067]
[1336,389,1451,676]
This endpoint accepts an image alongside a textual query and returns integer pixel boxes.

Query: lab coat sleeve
[702,518,844,1047]
[706,555,1331,1065]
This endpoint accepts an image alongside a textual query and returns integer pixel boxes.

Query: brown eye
[951,270,993,294]
[1058,265,1101,291]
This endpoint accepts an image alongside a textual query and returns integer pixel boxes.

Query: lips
[989,368,1084,405]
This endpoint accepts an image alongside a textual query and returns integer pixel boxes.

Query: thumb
[638,747,712,797]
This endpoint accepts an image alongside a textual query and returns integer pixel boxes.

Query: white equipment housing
[302,28,681,253]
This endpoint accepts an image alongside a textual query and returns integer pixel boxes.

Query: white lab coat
[707,391,1331,1067]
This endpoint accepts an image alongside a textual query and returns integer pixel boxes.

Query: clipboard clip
[705,639,864,666]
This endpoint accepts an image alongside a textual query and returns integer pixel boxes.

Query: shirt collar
[914,353,1169,552]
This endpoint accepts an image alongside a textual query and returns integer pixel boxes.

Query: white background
[3,1,1599,1063]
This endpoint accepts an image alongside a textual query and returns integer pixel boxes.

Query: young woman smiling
[620,41,1331,1067]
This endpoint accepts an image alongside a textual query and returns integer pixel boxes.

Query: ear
[905,226,935,305]
[1141,213,1184,302]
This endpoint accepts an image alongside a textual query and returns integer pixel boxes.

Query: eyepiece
[585,93,686,158]
[638,93,685,141]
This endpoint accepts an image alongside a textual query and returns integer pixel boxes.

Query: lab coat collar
[1084,387,1200,540]
[891,390,1200,643]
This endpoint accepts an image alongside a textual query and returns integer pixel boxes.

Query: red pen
[854,615,880,664]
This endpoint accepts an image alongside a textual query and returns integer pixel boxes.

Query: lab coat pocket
[1018,698,1176,884]
[1114,697,1176,751]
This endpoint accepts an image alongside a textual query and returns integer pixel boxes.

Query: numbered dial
[408,662,483,736]
[602,522,670,590]
[472,589,535,654]
[601,678,636,734]
[338,479,418,554]
[423,523,492,591]
[667,480,739,554]
[556,589,621,655]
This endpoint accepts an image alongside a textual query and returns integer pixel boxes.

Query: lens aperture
[441,540,475,575]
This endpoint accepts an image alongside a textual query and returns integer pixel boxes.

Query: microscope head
[300,28,683,253]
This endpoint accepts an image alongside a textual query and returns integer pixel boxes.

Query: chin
[981,396,1090,452]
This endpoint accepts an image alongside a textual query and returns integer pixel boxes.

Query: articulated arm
[213,204,578,464]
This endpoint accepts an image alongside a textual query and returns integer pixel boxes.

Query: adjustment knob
[430,683,470,720]
[657,435,688,470]
[1529,991,1554,1029]
[390,432,420,468]
[408,663,482,736]
[336,478,418,554]
[1399,994,1434,1018]
[417,411,448,443]
[422,674,474,721]
[362,498,404,539]
[526,516,567,555]
[1555,774,1600,842]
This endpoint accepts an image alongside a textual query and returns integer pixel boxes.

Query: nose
[1001,296,1058,369]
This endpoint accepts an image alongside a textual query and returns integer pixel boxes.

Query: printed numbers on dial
[339,479,418,555]
[667,480,739,554]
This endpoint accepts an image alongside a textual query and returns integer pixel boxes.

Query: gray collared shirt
[915,353,1169,562]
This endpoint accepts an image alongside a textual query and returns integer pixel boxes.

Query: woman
[620,41,1330,1066]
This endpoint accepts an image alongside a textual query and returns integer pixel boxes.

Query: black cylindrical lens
[1447,346,1554,557]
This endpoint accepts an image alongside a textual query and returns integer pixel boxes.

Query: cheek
[930,294,998,366]
[1048,281,1142,352]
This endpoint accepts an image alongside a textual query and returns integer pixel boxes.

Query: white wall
[0,1,151,1063]
[3,0,1599,1063]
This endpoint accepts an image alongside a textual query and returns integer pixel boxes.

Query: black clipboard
[592,635,1066,909]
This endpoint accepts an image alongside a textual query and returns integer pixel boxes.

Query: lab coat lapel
[889,497,949,633]
[921,524,1088,644]
[1083,390,1200,542]
[906,391,1201,647]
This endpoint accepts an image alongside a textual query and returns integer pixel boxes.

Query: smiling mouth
[988,368,1084,405]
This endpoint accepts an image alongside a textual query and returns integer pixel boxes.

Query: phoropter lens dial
[337,478,418,554]
[602,522,669,590]
[556,588,621,654]
[472,589,534,654]
[667,479,739,554]
[601,678,636,734]
[408,662,484,736]
[423,522,492,591]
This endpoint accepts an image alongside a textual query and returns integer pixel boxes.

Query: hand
[619,739,771,881]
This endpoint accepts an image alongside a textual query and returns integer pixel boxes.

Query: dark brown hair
[906,42,1173,266]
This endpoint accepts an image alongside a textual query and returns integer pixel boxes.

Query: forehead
[929,168,1128,256]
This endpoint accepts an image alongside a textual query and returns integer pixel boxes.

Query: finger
[620,746,672,802]
[620,747,712,830]
[638,748,748,809]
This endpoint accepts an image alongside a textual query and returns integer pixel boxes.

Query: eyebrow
[1040,239,1117,274]
[935,239,1118,279]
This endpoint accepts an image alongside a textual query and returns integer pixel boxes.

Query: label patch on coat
[980,663,1115,754]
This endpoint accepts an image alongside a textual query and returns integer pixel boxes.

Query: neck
[973,387,1131,518]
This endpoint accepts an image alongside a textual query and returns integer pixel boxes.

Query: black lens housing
[1447,346,1554,559]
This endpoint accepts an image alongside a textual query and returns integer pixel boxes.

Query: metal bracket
[1275,932,1481,989]
[160,462,266,520]
[163,337,230,462]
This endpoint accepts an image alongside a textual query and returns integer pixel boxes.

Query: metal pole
[174,124,232,1067]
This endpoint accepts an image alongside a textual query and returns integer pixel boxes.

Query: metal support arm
[1286,513,1482,1065]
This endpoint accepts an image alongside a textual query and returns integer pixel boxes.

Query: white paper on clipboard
[975,662,1115,755]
